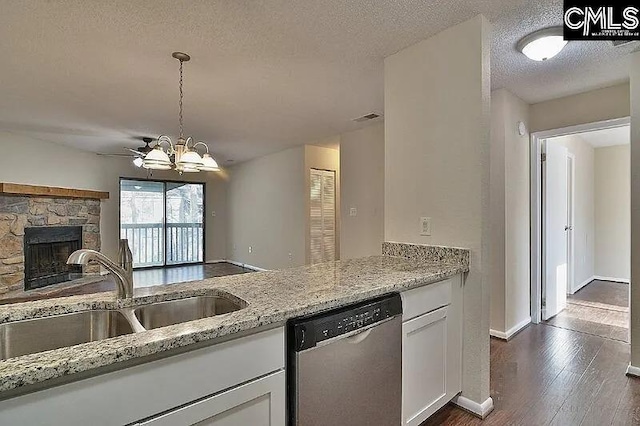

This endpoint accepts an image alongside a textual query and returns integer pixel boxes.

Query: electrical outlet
[248,246,252,254]
[349,207,357,217]
[420,217,432,236]
[211,210,216,217]
[289,252,293,261]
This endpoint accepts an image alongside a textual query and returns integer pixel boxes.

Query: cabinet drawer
[401,278,452,321]
[135,370,286,426]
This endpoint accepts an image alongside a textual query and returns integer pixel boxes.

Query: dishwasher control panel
[290,293,402,351]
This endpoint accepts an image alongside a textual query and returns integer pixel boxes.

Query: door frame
[118,177,207,269]
[530,117,630,324]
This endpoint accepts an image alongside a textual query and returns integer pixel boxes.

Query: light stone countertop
[0,250,468,396]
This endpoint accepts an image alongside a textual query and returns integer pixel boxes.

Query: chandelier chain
[179,59,184,139]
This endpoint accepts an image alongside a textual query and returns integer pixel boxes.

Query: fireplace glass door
[120,179,204,268]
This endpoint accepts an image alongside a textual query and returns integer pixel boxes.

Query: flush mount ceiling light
[141,52,220,173]
[517,27,568,61]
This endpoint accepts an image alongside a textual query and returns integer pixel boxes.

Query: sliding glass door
[120,179,205,268]
[165,182,204,265]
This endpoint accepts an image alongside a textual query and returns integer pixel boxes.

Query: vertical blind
[309,169,336,264]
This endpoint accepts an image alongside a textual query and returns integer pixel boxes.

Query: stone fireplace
[0,193,102,294]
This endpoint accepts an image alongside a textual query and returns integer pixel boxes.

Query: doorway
[531,118,631,342]
[119,178,205,269]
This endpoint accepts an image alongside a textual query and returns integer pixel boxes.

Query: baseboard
[452,395,494,419]
[593,275,630,284]
[205,259,227,264]
[571,276,595,294]
[225,260,269,272]
[490,317,531,341]
[489,329,507,340]
[626,364,640,378]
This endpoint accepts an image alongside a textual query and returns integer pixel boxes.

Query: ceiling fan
[98,137,155,167]
[124,137,154,167]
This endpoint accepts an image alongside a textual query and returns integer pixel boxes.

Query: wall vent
[352,113,381,123]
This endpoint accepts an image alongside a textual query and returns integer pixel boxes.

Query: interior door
[543,142,569,320]
[566,155,575,294]
[309,169,336,264]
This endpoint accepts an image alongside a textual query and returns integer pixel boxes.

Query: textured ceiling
[0,0,634,162]
[577,126,630,148]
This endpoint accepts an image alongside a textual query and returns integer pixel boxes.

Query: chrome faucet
[67,248,134,300]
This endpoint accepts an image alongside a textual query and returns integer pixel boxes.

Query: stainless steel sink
[0,310,134,360]
[133,296,243,330]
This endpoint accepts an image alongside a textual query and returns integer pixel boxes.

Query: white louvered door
[309,169,336,264]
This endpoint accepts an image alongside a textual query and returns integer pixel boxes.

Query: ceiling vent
[352,113,382,123]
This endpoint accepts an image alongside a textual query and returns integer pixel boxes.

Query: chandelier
[142,52,220,173]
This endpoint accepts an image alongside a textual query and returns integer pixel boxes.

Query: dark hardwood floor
[570,280,629,308]
[546,280,629,342]
[133,262,253,288]
[422,323,640,425]
[0,262,253,304]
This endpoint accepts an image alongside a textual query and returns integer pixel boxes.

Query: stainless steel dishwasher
[288,293,402,426]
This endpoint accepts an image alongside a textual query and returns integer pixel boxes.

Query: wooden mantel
[0,183,109,200]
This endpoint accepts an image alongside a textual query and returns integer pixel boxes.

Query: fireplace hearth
[24,226,83,290]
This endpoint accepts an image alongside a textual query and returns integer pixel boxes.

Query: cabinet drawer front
[401,278,452,321]
[136,370,286,426]
[402,306,449,426]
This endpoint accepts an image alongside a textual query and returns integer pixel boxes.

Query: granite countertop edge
[0,254,468,395]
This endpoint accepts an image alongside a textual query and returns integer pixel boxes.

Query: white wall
[384,15,491,404]
[339,123,384,259]
[489,89,531,337]
[595,145,631,281]
[226,145,306,270]
[548,134,595,292]
[0,131,227,261]
[530,83,630,133]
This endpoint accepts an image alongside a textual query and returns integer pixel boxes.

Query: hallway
[423,323,640,425]
[546,280,629,342]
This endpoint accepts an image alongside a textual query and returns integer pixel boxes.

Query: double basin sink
[0,295,244,361]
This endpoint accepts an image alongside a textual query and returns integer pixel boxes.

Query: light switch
[349,207,357,217]
[420,217,432,236]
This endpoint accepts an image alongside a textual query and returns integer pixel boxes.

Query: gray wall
[339,123,384,260]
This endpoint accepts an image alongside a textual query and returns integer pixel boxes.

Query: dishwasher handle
[344,328,372,344]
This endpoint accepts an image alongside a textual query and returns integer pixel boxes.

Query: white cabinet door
[136,370,286,426]
[402,306,449,426]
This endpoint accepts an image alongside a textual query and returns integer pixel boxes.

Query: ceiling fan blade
[97,153,136,157]
[124,148,145,157]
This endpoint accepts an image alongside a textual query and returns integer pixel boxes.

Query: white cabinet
[401,275,463,426]
[135,370,285,426]
[0,327,285,426]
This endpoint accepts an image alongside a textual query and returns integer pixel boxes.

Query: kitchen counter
[0,243,468,396]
